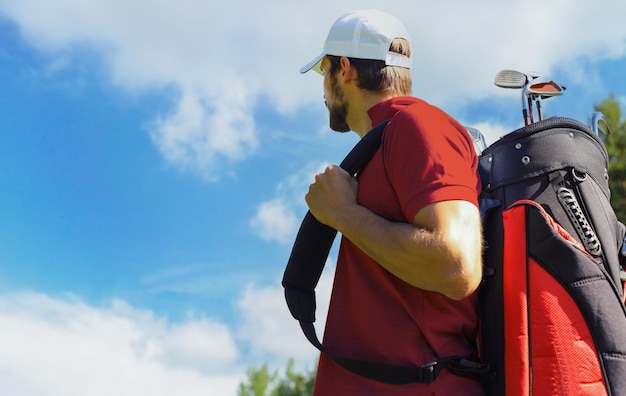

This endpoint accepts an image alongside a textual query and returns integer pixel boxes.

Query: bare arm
[306,165,482,300]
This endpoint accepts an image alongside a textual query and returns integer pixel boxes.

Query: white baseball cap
[300,9,412,75]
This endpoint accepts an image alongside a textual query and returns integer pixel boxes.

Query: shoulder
[383,99,467,149]
[390,98,456,128]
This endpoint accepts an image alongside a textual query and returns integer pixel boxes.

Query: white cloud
[250,162,329,244]
[249,198,299,244]
[0,278,336,396]
[162,319,239,373]
[0,0,346,181]
[3,0,626,180]
[237,265,334,368]
[150,84,257,181]
[0,292,242,396]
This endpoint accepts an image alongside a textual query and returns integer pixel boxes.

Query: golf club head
[526,81,566,99]
[494,69,540,88]
[589,111,611,136]
[495,69,540,125]
[465,126,487,155]
[525,80,566,121]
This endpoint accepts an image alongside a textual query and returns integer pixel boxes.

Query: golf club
[494,69,540,125]
[526,80,566,121]
[465,126,487,155]
[589,111,611,136]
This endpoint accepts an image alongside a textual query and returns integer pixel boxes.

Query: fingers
[305,165,359,227]
[310,166,349,195]
[308,165,357,202]
[317,165,348,180]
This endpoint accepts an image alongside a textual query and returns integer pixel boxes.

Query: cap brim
[300,53,324,74]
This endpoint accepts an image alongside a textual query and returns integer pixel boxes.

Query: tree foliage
[594,94,626,222]
[237,359,316,396]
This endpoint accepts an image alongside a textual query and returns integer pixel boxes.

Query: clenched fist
[305,165,359,229]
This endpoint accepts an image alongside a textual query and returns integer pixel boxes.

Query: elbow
[441,259,482,301]
[444,279,480,301]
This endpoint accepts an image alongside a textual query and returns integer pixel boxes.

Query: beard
[327,74,350,133]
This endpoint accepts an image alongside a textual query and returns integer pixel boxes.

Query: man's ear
[339,56,355,83]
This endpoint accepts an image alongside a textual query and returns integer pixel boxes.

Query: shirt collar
[367,96,420,127]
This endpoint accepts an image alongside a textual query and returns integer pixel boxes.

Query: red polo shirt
[313,97,483,395]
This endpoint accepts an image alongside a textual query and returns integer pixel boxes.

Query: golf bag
[282,116,626,393]
[479,116,626,396]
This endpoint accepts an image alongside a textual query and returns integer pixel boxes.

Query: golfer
[301,9,484,395]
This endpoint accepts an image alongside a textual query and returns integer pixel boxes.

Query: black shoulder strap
[282,119,390,329]
[281,119,489,384]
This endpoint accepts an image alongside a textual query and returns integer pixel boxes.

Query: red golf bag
[478,117,626,395]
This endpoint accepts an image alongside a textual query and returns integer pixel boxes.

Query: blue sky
[1,1,626,395]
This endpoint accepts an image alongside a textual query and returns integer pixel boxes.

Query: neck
[348,91,396,138]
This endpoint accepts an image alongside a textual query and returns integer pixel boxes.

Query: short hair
[327,38,412,96]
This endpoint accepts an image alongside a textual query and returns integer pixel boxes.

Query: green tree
[238,363,276,396]
[594,94,626,222]
[272,359,316,396]
[237,359,316,396]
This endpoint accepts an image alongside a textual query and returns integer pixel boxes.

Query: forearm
[304,165,482,298]
[332,202,482,300]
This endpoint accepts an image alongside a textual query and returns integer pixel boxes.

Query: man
[300,9,484,395]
